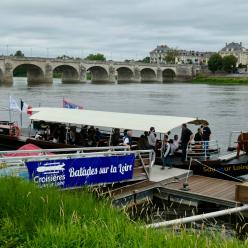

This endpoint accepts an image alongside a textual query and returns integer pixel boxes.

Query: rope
[192,159,243,182]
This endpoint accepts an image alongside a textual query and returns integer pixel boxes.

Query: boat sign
[26,154,135,188]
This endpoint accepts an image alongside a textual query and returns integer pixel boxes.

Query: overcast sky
[0,0,247,60]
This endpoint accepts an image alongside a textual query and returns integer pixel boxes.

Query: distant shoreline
[191,75,248,85]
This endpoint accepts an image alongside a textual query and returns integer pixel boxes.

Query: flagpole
[8,95,12,122]
[20,98,23,128]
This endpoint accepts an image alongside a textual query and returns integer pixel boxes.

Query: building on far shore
[219,42,248,66]
[149,45,213,65]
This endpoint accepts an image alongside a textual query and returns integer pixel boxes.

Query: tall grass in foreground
[0,177,247,248]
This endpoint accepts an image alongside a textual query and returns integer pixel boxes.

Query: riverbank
[0,178,247,247]
[191,75,248,85]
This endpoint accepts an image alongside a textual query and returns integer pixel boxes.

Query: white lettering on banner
[118,163,133,175]
[33,174,65,187]
[69,167,98,177]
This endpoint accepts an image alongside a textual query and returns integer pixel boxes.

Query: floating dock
[111,165,243,209]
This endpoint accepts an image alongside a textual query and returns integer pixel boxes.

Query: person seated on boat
[87,126,96,147]
[53,133,59,143]
[161,135,173,169]
[171,135,179,155]
[69,127,76,145]
[123,130,133,149]
[111,128,121,146]
[137,135,150,150]
[180,124,194,162]
[148,127,157,150]
[80,125,88,139]
[95,128,102,146]
[34,132,42,140]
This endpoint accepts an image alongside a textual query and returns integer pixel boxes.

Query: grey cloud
[0,0,248,60]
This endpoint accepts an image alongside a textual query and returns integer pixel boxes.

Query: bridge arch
[13,63,45,84]
[53,64,80,83]
[116,67,134,83]
[140,68,157,83]
[162,68,176,82]
[87,66,109,83]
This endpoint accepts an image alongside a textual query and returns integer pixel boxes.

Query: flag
[63,99,83,109]
[21,100,32,116]
[9,96,21,112]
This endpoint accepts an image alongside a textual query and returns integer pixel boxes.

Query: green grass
[191,76,248,85]
[0,177,247,248]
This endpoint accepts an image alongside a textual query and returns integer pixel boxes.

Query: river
[0,77,247,153]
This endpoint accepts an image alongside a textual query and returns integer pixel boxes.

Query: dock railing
[186,140,220,161]
[0,146,156,182]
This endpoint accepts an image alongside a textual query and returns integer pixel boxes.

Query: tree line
[208,53,238,73]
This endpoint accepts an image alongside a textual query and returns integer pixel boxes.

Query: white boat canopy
[30,108,196,134]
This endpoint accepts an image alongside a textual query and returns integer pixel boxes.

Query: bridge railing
[0,55,194,68]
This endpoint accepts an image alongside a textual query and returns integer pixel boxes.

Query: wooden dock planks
[160,175,239,207]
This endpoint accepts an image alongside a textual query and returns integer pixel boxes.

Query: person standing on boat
[162,135,172,169]
[202,123,211,154]
[123,130,133,149]
[180,124,194,162]
[194,128,203,153]
[148,127,157,150]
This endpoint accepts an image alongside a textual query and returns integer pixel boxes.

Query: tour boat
[0,108,247,181]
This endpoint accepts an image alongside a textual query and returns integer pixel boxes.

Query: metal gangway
[0,146,156,185]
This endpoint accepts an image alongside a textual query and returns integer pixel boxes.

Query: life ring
[10,125,21,137]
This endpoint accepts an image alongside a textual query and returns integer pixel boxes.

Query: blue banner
[26,154,135,188]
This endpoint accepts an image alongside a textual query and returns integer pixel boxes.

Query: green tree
[208,53,223,73]
[14,50,25,57]
[222,55,238,73]
[85,53,106,61]
[165,49,179,64]
[140,57,150,63]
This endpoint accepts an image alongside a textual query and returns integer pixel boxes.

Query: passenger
[194,128,203,143]
[88,126,96,147]
[171,135,179,155]
[202,123,211,152]
[69,127,76,144]
[123,130,133,149]
[161,135,172,169]
[180,123,194,162]
[148,127,157,150]
[194,128,203,153]
[138,135,149,150]
[35,132,42,140]
[95,128,102,146]
[80,125,88,139]
[144,131,150,149]
[111,128,120,146]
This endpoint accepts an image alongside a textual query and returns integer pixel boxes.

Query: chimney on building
[225,42,227,46]
[240,42,242,47]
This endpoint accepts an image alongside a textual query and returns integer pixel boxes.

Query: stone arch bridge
[0,56,197,85]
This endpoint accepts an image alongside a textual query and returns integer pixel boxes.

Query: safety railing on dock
[0,146,156,182]
[186,140,220,161]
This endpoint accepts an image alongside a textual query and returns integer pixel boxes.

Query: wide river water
[0,78,247,153]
